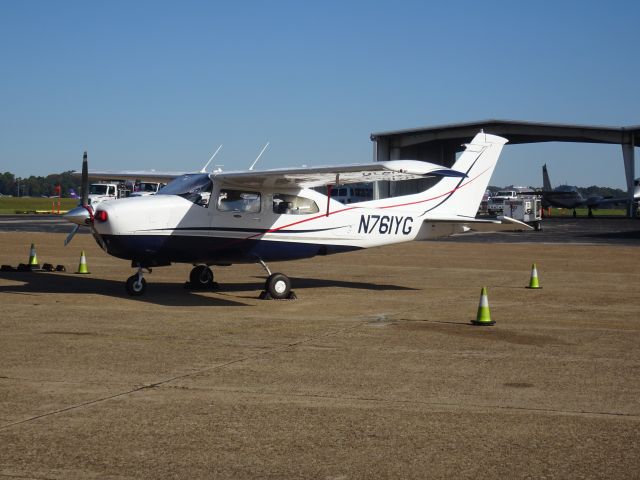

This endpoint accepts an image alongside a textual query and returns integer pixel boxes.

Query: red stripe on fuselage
[212,166,490,251]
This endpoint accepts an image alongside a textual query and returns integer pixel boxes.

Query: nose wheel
[126,267,148,296]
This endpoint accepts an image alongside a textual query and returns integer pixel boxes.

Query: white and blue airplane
[64,132,529,298]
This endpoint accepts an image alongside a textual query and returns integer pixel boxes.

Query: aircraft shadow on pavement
[0,272,416,307]
[0,271,246,307]
[217,276,418,294]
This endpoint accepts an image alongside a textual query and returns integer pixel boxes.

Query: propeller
[63,151,93,246]
[81,151,88,206]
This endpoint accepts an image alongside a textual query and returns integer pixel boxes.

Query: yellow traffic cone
[27,243,40,270]
[76,251,90,274]
[472,287,494,326]
[27,243,39,268]
[526,263,542,289]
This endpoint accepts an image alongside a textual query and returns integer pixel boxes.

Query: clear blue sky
[1,0,638,188]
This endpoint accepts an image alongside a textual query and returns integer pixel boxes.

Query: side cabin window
[272,194,319,215]
[217,189,261,213]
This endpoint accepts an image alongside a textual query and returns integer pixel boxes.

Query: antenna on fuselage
[200,144,223,173]
[249,142,269,171]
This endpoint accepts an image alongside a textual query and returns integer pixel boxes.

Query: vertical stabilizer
[431,132,508,218]
[370,132,507,219]
[542,164,552,191]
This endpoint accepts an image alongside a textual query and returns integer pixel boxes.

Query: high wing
[74,170,186,182]
[211,160,466,189]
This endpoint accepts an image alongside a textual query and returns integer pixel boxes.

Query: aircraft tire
[190,265,214,288]
[126,275,147,296]
[266,273,291,300]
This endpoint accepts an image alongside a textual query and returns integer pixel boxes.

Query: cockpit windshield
[157,173,212,205]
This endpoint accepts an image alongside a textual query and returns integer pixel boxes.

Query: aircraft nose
[64,205,92,226]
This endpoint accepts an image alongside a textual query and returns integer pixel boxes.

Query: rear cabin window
[272,194,319,215]
[217,189,261,213]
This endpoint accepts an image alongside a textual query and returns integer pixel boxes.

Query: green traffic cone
[76,251,90,274]
[472,287,494,326]
[28,243,39,266]
[526,263,542,289]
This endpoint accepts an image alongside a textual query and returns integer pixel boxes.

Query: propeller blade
[64,224,80,246]
[81,151,89,207]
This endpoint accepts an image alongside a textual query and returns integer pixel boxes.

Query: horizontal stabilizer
[419,215,533,238]
[465,215,534,232]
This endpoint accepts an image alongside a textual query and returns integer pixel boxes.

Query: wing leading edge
[74,170,186,183]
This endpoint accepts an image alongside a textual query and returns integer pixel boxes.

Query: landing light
[95,210,108,222]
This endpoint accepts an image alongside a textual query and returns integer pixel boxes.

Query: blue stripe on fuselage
[98,234,360,265]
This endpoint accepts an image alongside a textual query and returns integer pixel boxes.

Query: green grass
[0,197,79,214]
[546,207,627,217]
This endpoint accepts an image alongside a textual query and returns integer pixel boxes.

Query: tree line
[0,171,81,197]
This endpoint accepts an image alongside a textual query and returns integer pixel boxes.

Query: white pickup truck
[88,182,131,206]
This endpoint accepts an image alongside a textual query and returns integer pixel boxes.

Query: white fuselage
[90,186,449,266]
[69,132,510,268]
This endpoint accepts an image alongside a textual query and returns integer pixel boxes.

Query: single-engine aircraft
[64,132,529,298]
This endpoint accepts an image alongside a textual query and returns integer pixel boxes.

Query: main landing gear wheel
[264,273,295,300]
[187,265,218,290]
[126,274,147,296]
[255,257,297,300]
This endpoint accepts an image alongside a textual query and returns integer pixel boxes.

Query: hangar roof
[371,120,640,149]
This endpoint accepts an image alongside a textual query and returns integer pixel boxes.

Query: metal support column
[622,133,636,218]
[372,138,391,199]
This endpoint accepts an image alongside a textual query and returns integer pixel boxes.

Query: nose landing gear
[125,265,149,296]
